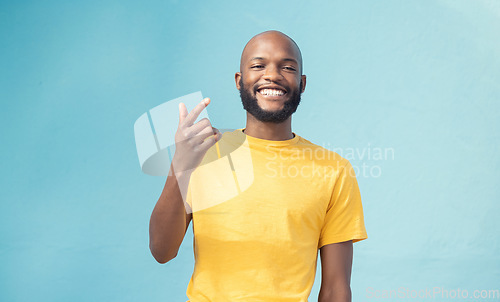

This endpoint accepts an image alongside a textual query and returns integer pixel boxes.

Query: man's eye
[284,66,296,71]
[251,65,264,69]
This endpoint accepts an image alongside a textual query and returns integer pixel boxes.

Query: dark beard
[239,78,302,123]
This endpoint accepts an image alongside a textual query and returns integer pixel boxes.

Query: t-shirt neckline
[238,128,300,147]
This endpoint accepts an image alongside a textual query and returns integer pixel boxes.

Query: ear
[235,72,242,90]
[300,75,307,93]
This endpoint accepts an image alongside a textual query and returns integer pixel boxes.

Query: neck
[243,113,294,141]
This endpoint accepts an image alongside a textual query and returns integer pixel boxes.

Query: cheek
[295,79,304,91]
[244,79,258,92]
[284,74,301,85]
[244,72,262,82]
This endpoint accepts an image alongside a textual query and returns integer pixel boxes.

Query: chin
[257,103,285,112]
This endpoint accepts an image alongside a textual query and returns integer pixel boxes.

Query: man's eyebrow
[249,57,298,65]
[282,58,298,65]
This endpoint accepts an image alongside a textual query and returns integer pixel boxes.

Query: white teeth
[259,88,284,96]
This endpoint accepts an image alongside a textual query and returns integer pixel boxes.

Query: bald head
[240,30,303,74]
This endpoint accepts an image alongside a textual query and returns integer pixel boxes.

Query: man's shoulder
[295,135,350,167]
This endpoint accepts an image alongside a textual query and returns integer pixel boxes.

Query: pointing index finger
[184,98,210,126]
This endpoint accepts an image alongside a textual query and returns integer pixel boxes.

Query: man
[149,30,367,302]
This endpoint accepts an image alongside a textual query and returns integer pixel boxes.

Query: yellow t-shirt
[185,129,367,302]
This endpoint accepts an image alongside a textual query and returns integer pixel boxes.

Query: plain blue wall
[1,0,498,301]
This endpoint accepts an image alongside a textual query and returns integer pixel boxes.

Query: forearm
[149,164,191,263]
[318,285,351,302]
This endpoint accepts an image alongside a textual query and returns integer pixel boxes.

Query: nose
[262,65,282,82]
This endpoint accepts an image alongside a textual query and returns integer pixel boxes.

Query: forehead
[241,33,301,65]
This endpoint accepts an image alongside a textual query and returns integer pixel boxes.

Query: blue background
[1,0,499,301]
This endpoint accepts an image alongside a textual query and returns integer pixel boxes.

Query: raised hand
[171,98,222,176]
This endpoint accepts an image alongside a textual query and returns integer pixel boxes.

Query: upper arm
[319,240,353,295]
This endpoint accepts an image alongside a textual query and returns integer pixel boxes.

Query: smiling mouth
[257,88,287,98]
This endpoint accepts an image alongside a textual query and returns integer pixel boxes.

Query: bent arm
[149,163,192,264]
[318,240,353,302]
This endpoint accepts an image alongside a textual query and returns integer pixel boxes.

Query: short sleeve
[185,177,193,214]
[318,160,367,248]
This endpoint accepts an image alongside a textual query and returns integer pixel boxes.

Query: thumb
[212,127,222,142]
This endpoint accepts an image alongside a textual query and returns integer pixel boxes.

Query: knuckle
[179,129,190,140]
[202,124,213,133]
[183,136,194,146]
[206,136,215,145]
[200,118,211,127]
